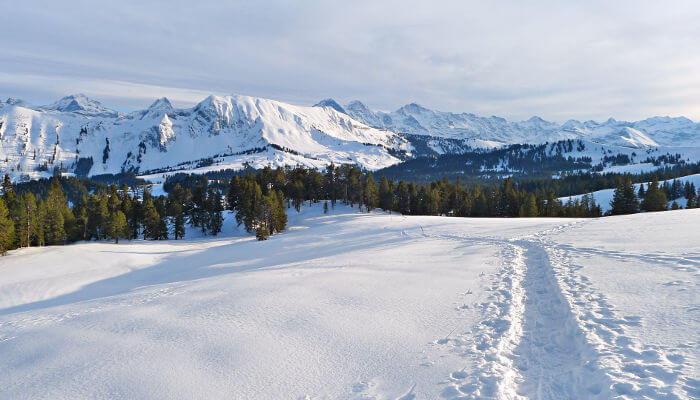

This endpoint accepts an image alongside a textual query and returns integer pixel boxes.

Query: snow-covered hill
[0,94,410,181]
[337,100,700,149]
[0,205,697,399]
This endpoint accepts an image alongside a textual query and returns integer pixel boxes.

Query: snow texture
[0,204,697,399]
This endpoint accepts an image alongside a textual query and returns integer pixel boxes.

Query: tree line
[2,165,699,255]
[609,175,699,215]
[0,174,229,255]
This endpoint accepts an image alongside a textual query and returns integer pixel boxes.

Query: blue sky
[2,0,699,121]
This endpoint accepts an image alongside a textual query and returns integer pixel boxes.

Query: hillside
[0,205,697,399]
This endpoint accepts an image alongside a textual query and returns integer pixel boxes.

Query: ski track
[428,218,695,400]
[546,242,696,399]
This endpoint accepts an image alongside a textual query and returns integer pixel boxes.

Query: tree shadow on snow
[0,213,408,317]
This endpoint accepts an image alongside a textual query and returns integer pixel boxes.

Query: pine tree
[18,193,41,247]
[208,188,224,236]
[142,200,161,240]
[43,178,68,245]
[274,190,287,232]
[173,212,186,239]
[364,173,378,212]
[255,225,269,241]
[378,174,393,211]
[519,193,539,217]
[640,177,668,212]
[1,174,13,196]
[610,176,639,215]
[0,196,16,255]
[107,210,128,243]
[73,195,89,241]
[86,193,109,240]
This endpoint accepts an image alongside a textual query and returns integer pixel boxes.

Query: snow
[2,93,699,182]
[343,100,700,148]
[1,204,698,399]
[0,94,409,181]
[561,173,700,212]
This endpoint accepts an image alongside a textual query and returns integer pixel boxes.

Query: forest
[1,163,698,255]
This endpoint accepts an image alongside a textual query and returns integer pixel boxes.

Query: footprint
[450,370,468,380]
[666,353,685,364]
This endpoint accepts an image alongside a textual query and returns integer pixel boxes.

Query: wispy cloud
[1,0,698,121]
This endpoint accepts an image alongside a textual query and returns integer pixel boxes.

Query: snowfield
[0,205,698,399]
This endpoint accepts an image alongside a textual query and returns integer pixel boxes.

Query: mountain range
[1,93,698,181]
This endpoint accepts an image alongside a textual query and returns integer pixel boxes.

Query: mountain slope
[0,95,411,181]
[338,100,700,149]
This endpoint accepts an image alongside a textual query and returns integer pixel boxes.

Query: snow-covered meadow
[0,205,697,399]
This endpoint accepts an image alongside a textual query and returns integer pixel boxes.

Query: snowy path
[426,214,698,400]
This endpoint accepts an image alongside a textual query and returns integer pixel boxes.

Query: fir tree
[173,212,186,239]
[107,210,128,243]
[43,178,68,245]
[274,190,287,233]
[255,225,269,241]
[364,173,378,212]
[142,201,161,240]
[18,193,41,247]
[378,174,393,211]
[520,193,539,217]
[610,176,639,215]
[0,196,15,255]
[208,188,224,236]
[640,177,668,212]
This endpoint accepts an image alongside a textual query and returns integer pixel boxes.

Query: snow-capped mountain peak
[341,100,699,148]
[43,94,120,118]
[314,98,346,114]
[0,93,409,181]
[148,97,173,112]
[135,97,174,120]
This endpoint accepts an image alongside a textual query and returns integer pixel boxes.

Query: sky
[1,0,699,121]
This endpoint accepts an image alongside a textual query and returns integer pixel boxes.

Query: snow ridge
[340,100,700,148]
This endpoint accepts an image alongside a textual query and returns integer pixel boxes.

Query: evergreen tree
[1,174,14,196]
[255,225,269,241]
[274,190,287,233]
[73,195,89,241]
[208,187,224,236]
[107,210,128,243]
[610,176,639,215]
[520,193,539,217]
[640,177,668,212]
[173,212,186,240]
[43,178,68,245]
[142,200,161,240]
[378,174,393,211]
[18,193,41,247]
[0,196,15,255]
[364,173,378,212]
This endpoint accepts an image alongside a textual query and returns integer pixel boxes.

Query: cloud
[1,0,699,121]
